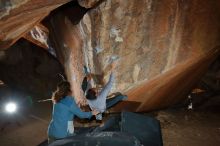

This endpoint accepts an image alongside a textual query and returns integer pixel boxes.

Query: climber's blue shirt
[48,96,92,139]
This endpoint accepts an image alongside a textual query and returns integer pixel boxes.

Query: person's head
[52,81,71,103]
[86,88,98,100]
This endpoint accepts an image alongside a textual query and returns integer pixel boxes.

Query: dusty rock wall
[50,0,220,111]
[79,0,220,111]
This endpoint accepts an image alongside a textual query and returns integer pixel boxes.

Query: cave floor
[157,109,220,146]
[0,100,220,146]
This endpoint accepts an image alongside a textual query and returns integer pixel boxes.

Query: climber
[47,81,99,144]
[83,62,127,121]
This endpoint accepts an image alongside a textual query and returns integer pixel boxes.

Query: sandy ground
[0,101,220,146]
[157,109,220,146]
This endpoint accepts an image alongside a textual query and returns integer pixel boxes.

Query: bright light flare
[5,102,17,113]
[0,80,4,85]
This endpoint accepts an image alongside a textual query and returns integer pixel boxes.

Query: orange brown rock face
[49,12,86,103]
[79,0,220,111]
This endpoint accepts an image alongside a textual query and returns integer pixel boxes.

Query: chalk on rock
[94,47,103,54]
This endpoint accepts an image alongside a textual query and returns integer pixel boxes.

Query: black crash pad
[48,112,163,146]
[121,112,163,146]
[49,132,142,146]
